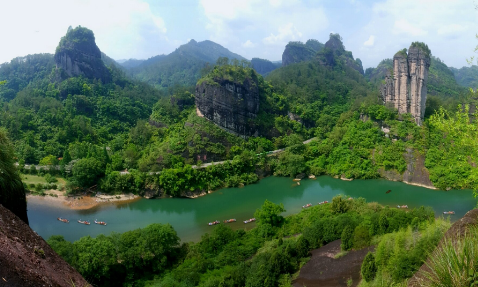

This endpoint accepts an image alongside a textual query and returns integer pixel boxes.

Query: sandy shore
[27,190,140,210]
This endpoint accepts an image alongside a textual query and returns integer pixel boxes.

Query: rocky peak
[54,26,111,83]
[324,33,345,52]
[195,65,260,138]
[318,33,364,75]
[282,40,324,67]
[381,42,431,125]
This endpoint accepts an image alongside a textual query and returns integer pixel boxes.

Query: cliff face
[195,77,259,138]
[0,205,89,286]
[54,26,111,83]
[381,44,431,125]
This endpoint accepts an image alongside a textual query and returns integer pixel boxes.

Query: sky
[1,0,478,69]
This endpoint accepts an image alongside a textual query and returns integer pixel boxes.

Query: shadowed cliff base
[0,204,89,287]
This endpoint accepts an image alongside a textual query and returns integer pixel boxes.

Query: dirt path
[293,240,374,287]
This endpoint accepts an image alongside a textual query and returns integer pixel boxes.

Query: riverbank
[27,190,140,210]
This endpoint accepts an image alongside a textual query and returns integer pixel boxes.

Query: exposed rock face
[195,78,259,138]
[381,44,431,125]
[54,26,111,83]
[0,204,89,286]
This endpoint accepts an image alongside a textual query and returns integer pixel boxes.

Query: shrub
[361,252,377,282]
[44,173,58,184]
[331,195,350,214]
[415,226,478,287]
[341,225,354,251]
[353,225,371,249]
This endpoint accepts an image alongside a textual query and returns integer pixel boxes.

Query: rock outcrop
[380,43,431,125]
[54,26,111,83]
[317,33,364,75]
[0,204,89,286]
[282,39,324,67]
[195,71,260,138]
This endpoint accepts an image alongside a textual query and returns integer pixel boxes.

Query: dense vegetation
[124,40,246,90]
[48,197,438,287]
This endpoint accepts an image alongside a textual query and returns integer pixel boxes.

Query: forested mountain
[450,65,478,89]
[125,39,246,89]
[251,57,280,76]
[282,39,324,66]
[117,58,145,69]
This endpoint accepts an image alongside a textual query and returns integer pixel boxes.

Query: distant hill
[118,58,146,69]
[450,65,478,89]
[127,40,246,89]
[251,58,280,76]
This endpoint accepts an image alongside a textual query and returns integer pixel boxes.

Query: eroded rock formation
[282,40,324,67]
[54,26,111,83]
[381,43,431,125]
[0,204,89,286]
[195,77,259,138]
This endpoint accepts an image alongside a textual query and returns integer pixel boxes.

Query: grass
[414,226,478,287]
[335,250,349,259]
[22,174,66,187]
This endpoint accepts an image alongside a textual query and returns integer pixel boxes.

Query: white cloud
[0,0,168,63]
[437,24,467,36]
[393,19,427,36]
[263,23,303,45]
[363,35,375,46]
[352,0,477,68]
[199,0,328,59]
[242,40,256,48]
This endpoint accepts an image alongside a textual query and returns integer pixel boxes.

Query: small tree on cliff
[361,252,377,282]
[341,225,354,251]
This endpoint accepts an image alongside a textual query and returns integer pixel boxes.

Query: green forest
[2,25,478,287]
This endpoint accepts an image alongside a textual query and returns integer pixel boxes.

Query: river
[27,176,476,242]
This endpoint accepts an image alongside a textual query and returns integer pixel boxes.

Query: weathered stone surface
[195,78,260,138]
[54,26,111,83]
[381,44,431,125]
[0,204,89,286]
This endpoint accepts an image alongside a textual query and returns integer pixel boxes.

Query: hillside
[251,57,280,76]
[126,39,246,89]
[450,65,478,89]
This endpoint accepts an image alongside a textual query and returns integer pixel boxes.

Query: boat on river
[78,220,90,225]
[397,205,408,209]
[443,211,455,215]
[223,219,236,223]
[302,203,312,208]
[244,218,256,224]
[208,220,220,226]
[318,201,328,205]
[95,219,107,226]
[57,217,69,223]
[293,178,301,182]
[386,190,392,194]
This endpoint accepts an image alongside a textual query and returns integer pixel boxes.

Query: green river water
[27,176,476,242]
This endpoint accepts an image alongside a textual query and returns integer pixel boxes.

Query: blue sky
[1,0,477,69]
